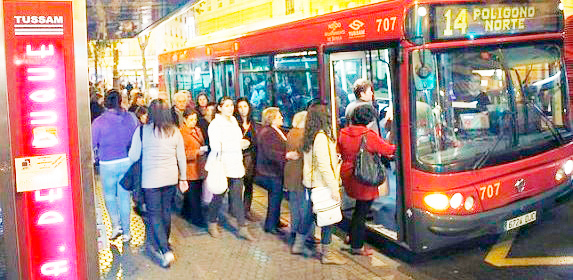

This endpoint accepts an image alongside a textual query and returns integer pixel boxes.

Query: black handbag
[353,134,386,186]
[120,127,143,191]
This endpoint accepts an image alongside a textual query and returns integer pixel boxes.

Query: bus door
[329,49,401,241]
[213,60,236,100]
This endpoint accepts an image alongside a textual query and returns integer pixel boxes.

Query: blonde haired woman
[284,111,313,254]
[255,107,297,235]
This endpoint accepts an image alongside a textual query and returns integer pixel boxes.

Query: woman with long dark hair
[128,99,188,268]
[196,93,209,117]
[234,97,258,221]
[92,89,139,243]
[205,96,256,241]
[302,103,346,265]
[196,93,211,143]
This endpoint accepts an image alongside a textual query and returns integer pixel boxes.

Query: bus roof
[159,0,408,64]
[159,0,563,64]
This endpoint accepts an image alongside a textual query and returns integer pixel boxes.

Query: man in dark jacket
[344,78,381,134]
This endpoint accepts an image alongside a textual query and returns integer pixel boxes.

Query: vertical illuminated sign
[3,1,82,279]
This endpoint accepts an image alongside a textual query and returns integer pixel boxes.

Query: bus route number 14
[377,17,397,32]
[443,9,468,36]
[479,182,500,200]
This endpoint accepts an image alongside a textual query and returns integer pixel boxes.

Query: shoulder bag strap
[219,141,223,162]
[312,132,337,185]
[140,125,143,159]
[310,146,314,189]
[325,134,336,177]
[360,134,367,151]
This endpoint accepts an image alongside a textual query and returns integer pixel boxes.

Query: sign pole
[0,0,98,279]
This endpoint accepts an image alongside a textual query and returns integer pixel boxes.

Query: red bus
[159,0,573,252]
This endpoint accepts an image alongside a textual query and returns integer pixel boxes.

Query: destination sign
[433,3,561,40]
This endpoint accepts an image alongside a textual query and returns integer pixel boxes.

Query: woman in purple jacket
[92,89,139,243]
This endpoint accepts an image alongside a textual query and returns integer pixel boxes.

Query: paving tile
[95,181,410,280]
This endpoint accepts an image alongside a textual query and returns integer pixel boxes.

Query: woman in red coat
[338,104,396,256]
[180,108,207,228]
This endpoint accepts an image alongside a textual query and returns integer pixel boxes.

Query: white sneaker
[162,251,175,267]
[122,233,131,243]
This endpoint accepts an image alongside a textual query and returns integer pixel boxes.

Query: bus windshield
[413,43,573,172]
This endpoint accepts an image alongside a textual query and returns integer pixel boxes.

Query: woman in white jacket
[302,103,346,265]
[205,97,256,241]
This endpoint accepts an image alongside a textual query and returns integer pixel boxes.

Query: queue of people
[90,77,395,268]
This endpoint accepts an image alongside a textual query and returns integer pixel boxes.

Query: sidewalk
[97,183,412,280]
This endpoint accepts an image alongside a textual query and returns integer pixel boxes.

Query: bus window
[176,63,193,94]
[370,49,395,139]
[225,61,235,97]
[214,62,225,100]
[240,55,271,122]
[330,52,366,128]
[214,60,236,100]
[190,61,211,101]
[274,51,318,127]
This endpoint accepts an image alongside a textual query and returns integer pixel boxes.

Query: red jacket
[338,125,396,201]
[180,126,207,180]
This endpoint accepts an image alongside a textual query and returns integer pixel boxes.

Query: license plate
[505,211,537,231]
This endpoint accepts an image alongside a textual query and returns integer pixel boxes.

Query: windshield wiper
[473,111,512,170]
[513,69,564,145]
[527,101,564,145]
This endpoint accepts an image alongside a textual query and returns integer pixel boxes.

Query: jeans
[350,199,374,249]
[144,185,176,254]
[243,174,254,213]
[256,176,284,232]
[99,159,132,236]
[305,189,334,245]
[288,189,313,237]
[320,225,333,245]
[184,180,206,227]
[208,178,246,227]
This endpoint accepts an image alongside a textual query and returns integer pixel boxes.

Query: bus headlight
[450,193,463,209]
[563,160,573,175]
[424,193,449,211]
[464,196,475,211]
[556,168,566,182]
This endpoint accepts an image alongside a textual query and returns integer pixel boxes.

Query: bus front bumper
[406,179,573,252]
